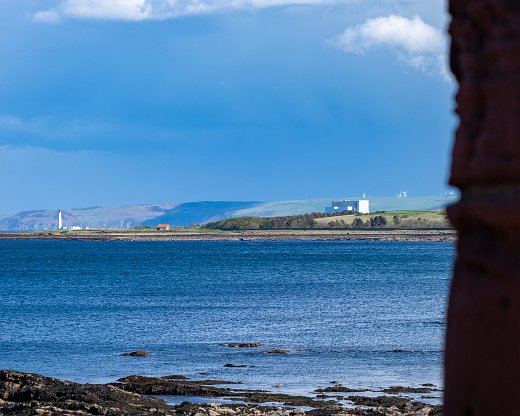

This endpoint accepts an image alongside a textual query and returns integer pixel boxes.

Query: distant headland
[0,196,457,232]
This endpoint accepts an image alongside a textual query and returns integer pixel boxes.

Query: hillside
[0,204,177,231]
[0,196,457,231]
[206,209,450,230]
[142,201,261,227]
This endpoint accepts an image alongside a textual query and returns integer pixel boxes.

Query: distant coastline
[0,196,457,231]
[0,229,455,242]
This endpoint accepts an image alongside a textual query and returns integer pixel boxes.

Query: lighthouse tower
[58,210,63,230]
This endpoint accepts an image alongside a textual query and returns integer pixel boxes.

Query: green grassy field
[314,209,450,228]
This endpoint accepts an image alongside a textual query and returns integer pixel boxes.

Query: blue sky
[0,0,456,213]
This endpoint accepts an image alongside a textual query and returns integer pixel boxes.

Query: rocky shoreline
[0,370,443,415]
[0,229,455,242]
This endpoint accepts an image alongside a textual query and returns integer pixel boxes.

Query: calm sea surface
[0,240,453,398]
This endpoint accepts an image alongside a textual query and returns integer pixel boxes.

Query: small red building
[156,224,171,231]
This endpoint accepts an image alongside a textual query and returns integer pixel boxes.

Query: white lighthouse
[58,210,63,230]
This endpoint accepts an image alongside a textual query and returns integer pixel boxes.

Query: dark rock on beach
[0,370,443,416]
[160,374,189,380]
[241,392,337,408]
[120,349,149,357]
[0,370,175,415]
[347,395,412,408]
[382,386,435,394]
[315,393,336,399]
[114,375,239,396]
[115,376,328,407]
[346,395,442,414]
[315,386,363,393]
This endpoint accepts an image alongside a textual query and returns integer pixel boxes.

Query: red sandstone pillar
[445,1,520,415]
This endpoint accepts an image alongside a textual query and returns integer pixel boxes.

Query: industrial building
[325,199,370,214]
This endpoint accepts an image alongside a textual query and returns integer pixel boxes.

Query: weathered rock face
[445,1,520,415]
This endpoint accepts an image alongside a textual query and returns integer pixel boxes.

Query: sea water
[0,240,453,399]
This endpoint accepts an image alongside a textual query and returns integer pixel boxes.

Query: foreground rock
[113,375,331,408]
[0,370,174,415]
[347,396,442,414]
[382,386,435,394]
[0,370,443,415]
[315,386,363,393]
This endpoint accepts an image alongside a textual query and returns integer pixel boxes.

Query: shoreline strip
[0,229,456,242]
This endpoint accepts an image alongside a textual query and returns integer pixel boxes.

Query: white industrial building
[325,199,370,214]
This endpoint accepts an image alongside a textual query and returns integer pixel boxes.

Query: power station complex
[324,199,370,214]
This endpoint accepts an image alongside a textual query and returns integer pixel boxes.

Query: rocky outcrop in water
[224,342,264,348]
[224,363,257,368]
[120,349,150,357]
[263,349,290,354]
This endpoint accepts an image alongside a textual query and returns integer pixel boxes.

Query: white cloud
[333,15,444,54]
[61,0,152,20]
[29,0,449,34]
[33,0,336,22]
[32,10,62,23]
[330,15,450,79]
